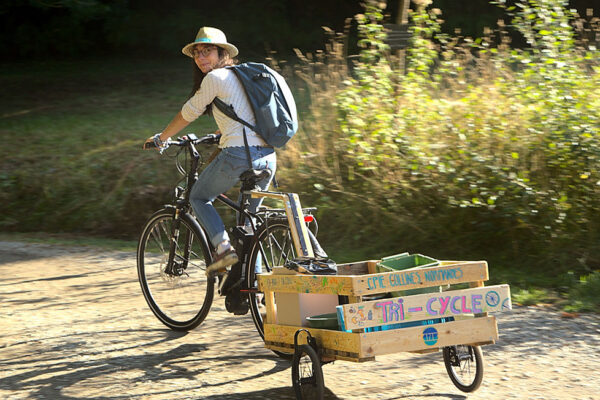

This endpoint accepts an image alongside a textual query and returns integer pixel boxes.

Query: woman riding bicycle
[143,27,276,274]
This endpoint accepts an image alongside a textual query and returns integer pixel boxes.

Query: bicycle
[139,134,498,399]
[137,133,322,342]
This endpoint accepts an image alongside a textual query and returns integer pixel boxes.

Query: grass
[1,56,218,235]
[0,232,137,252]
[511,288,558,307]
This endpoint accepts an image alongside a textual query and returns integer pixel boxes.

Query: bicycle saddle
[239,168,272,191]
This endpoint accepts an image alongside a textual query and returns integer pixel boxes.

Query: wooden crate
[257,260,510,362]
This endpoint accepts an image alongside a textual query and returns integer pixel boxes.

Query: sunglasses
[192,46,217,58]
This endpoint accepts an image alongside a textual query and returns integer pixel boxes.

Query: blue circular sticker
[485,290,500,307]
[423,327,438,346]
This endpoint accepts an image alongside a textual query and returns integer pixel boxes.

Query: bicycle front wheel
[137,208,214,331]
[247,218,296,340]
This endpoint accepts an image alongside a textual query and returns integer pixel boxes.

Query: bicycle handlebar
[143,133,221,151]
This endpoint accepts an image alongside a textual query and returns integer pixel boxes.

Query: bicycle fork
[165,208,190,276]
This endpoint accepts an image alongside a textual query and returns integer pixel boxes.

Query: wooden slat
[347,295,362,303]
[264,340,295,354]
[264,317,498,359]
[250,191,314,259]
[410,348,439,354]
[257,261,489,296]
[340,285,511,330]
[264,290,276,324]
[284,193,314,258]
[337,261,372,275]
[366,261,378,274]
[351,261,489,296]
[258,274,355,295]
[264,323,360,354]
[250,191,287,201]
[264,341,374,363]
[360,316,498,357]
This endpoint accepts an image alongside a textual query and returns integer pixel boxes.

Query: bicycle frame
[139,133,321,326]
[179,137,315,261]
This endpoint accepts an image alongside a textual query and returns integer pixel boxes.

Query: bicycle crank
[225,291,249,315]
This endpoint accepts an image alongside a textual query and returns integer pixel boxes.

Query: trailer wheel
[443,345,484,392]
[292,344,324,400]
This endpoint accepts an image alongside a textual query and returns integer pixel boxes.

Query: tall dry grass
[277,0,600,276]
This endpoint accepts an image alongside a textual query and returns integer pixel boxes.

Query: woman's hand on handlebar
[143,133,170,152]
[143,136,156,150]
[202,130,221,145]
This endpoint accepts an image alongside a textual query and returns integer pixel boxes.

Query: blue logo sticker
[485,290,500,307]
[423,327,438,346]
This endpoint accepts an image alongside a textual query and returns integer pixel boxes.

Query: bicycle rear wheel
[137,208,214,331]
[246,218,296,340]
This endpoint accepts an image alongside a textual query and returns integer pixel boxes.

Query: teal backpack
[212,62,298,148]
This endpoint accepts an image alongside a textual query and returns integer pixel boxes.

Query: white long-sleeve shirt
[181,68,268,148]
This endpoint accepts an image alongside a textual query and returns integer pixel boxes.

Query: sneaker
[206,248,239,276]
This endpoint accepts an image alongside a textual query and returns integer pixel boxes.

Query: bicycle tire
[137,207,214,331]
[246,218,296,340]
[292,344,324,400]
[443,345,484,392]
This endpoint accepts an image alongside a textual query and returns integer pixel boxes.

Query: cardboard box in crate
[271,267,339,327]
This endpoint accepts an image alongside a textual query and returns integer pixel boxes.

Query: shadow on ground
[0,327,290,400]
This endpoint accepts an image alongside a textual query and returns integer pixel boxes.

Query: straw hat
[181,27,239,58]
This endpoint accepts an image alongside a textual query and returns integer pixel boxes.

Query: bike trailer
[257,255,512,397]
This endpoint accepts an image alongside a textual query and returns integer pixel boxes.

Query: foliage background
[1,0,600,309]
[1,0,596,60]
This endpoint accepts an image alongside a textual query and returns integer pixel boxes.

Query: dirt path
[1,241,599,400]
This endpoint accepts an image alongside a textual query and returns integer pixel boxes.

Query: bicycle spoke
[257,242,269,273]
[266,232,277,268]
[280,231,293,265]
[159,219,171,238]
[262,228,293,267]
[149,222,167,254]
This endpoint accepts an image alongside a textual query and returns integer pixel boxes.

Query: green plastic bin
[376,253,441,297]
[306,313,339,330]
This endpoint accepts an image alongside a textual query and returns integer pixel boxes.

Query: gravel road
[1,241,599,399]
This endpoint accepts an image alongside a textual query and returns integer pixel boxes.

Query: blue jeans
[190,146,276,248]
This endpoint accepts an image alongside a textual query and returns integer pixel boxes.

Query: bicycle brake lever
[158,138,172,154]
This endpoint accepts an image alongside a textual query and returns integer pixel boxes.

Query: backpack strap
[241,127,252,170]
[212,97,257,133]
[212,98,253,170]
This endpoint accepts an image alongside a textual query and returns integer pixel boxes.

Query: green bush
[512,287,555,306]
[566,271,600,312]
[283,0,600,278]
